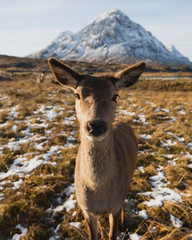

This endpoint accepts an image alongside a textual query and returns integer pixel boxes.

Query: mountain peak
[90,9,129,22]
[30,10,191,66]
[80,8,131,38]
[87,9,128,23]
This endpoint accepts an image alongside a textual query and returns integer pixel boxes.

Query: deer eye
[112,94,119,102]
[74,93,80,100]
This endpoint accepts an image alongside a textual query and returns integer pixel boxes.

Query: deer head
[48,58,145,141]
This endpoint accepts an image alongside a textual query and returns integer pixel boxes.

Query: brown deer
[36,72,45,86]
[48,58,145,240]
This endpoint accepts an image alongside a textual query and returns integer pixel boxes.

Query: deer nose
[87,120,106,137]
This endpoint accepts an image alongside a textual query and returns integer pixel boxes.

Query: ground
[0,56,192,239]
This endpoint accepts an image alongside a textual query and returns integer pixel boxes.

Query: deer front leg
[109,209,121,240]
[83,210,98,240]
[120,206,125,229]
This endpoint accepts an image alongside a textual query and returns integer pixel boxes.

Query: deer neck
[79,127,115,189]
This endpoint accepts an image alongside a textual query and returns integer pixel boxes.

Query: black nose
[87,120,106,137]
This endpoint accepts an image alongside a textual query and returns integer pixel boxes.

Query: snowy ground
[0,101,77,203]
[0,87,192,239]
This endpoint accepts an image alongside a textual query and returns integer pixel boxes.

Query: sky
[0,0,192,61]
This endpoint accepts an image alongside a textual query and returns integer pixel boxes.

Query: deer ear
[48,58,81,90]
[114,61,145,90]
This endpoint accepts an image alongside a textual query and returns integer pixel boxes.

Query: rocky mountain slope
[30,9,191,66]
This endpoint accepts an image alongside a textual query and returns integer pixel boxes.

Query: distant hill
[30,9,191,66]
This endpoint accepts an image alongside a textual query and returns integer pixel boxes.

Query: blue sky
[1,0,192,60]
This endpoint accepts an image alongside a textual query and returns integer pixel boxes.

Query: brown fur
[36,72,45,85]
[48,58,145,240]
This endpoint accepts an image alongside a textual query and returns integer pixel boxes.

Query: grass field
[0,58,192,240]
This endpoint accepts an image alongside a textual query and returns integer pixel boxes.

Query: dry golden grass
[0,60,192,239]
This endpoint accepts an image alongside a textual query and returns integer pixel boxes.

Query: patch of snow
[178,110,185,115]
[62,115,76,125]
[188,163,192,168]
[0,193,4,201]
[47,109,63,121]
[34,140,48,150]
[33,122,49,129]
[72,211,77,217]
[56,197,62,205]
[12,125,18,132]
[12,179,23,190]
[150,226,156,234]
[161,154,174,159]
[36,105,64,121]
[50,145,60,152]
[67,136,76,143]
[64,194,77,212]
[48,224,61,239]
[49,237,60,240]
[45,129,53,135]
[64,183,75,197]
[170,116,177,122]
[117,109,135,116]
[134,113,148,125]
[145,101,156,107]
[166,132,174,135]
[8,105,19,119]
[137,166,145,173]
[155,108,170,113]
[64,142,76,149]
[162,108,170,113]
[5,140,20,151]
[129,233,142,240]
[0,180,10,187]
[0,121,8,128]
[138,167,183,207]
[69,222,81,230]
[21,126,31,136]
[168,158,178,166]
[161,140,177,147]
[53,194,77,214]
[0,150,56,181]
[170,214,183,228]
[138,209,148,219]
[139,134,151,140]
[64,136,77,149]
[0,135,47,152]
[186,142,192,150]
[138,113,148,125]
[54,224,61,233]
[174,136,185,142]
[186,152,192,160]
[12,224,28,240]
[53,204,65,214]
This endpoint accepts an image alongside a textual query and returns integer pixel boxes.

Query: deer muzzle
[87,120,107,137]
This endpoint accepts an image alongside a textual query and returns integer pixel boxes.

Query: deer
[48,58,145,240]
[36,72,45,86]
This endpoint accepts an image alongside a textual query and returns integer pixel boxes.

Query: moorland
[0,55,192,239]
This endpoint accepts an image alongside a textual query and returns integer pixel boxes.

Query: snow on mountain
[30,9,191,66]
[166,44,187,59]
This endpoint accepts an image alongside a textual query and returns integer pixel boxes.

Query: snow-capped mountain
[31,9,191,66]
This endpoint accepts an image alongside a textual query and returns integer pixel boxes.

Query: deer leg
[83,210,98,240]
[109,209,121,240]
[120,205,125,229]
